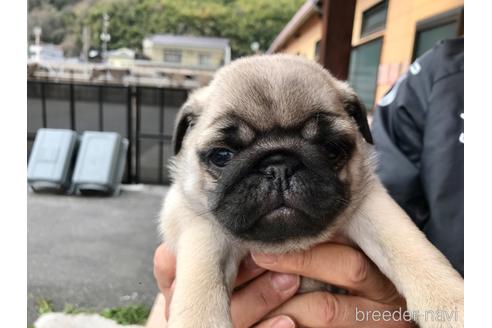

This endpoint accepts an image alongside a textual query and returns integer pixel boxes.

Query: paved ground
[27,185,168,325]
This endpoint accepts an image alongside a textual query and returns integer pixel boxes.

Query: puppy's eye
[327,151,340,161]
[324,145,346,166]
[208,148,234,167]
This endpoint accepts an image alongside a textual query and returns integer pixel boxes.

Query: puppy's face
[172,55,372,246]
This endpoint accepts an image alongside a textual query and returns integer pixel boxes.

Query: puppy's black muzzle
[258,153,302,191]
[210,131,351,242]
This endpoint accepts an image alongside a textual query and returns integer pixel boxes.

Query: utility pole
[100,13,111,61]
[33,26,42,61]
[250,41,260,55]
[82,25,91,62]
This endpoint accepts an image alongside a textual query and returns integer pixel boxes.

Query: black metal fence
[135,86,188,184]
[27,80,189,184]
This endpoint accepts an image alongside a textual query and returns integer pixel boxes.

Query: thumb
[251,250,314,275]
[255,315,296,328]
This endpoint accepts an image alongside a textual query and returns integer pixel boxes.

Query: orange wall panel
[374,0,463,101]
[274,0,464,107]
[280,15,323,60]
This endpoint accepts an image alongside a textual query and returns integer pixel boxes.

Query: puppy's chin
[237,206,335,243]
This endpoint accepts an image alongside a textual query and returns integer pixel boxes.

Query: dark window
[314,40,321,61]
[198,52,212,66]
[348,38,383,109]
[412,8,462,60]
[361,0,388,37]
[163,49,182,63]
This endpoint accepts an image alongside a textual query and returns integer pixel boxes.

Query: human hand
[154,243,300,328]
[252,242,415,327]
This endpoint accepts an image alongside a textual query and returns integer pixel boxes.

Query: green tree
[28,3,67,44]
[29,0,304,59]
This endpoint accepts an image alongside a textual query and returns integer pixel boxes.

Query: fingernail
[270,316,295,328]
[252,252,278,264]
[271,272,299,292]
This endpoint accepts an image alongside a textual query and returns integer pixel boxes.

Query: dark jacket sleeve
[371,38,464,276]
[371,61,432,229]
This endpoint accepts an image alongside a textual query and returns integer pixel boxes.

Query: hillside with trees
[28,0,304,58]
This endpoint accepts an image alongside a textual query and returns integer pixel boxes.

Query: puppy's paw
[408,291,463,328]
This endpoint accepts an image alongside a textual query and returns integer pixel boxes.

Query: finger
[231,272,300,328]
[268,292,415,328]
[254,315,296,328]
[252,243,402,304]
[235,253,267,288]
[163,281,175,321]
[153,243,176,292]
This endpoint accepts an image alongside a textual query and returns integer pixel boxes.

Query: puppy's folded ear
[173,87,208,155]
[334,81,373,144]
[343,96,373,144]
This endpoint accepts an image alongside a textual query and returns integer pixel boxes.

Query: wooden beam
[457,8,464,36]
[318,0,356,80]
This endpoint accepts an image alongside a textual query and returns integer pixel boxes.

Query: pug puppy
[159,55,463,328]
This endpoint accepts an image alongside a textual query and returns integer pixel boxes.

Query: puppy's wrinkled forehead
[205,55,350,131]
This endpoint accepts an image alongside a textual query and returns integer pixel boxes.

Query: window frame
[360,0,389,38]
[163,49,182,64]
[348,37,384,111]
[198,52,212,66]
[412,6,463,60]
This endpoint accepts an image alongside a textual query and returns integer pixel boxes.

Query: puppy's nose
[258,153,301,190]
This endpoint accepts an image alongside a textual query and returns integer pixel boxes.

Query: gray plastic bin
[72,131,128,196]
[27,128,78,192]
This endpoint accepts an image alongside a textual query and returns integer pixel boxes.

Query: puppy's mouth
[215,190,345,242]
[234,202,319,242]
[263,206,303,222]
[249,202,315,229]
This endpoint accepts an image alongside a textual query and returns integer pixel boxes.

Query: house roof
[107,48,135,58]
[145,34,230,50]
[267,0,321,54]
